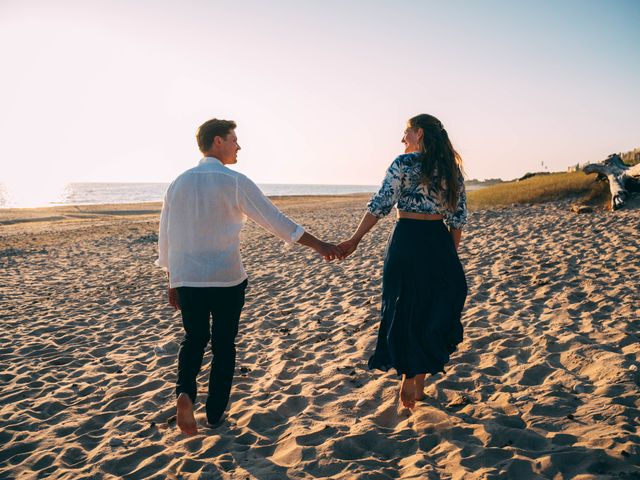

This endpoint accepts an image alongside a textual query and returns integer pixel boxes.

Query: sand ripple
[0,197,638,479]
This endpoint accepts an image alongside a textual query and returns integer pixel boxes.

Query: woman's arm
[338,157,403,258]
[338,212,379,257]
[443,166,467,250]
[450,228,462,251]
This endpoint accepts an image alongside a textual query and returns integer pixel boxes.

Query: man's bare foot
[415,374,426,401]
[400,376,416,409]
[177,393,198,435]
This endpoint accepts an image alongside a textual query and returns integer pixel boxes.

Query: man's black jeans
[176,279,247,424]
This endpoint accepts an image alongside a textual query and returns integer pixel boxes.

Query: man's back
[157,157,304,288]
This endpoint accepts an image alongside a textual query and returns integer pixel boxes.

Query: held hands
[314,238,359,261]
[336,238,359,259]
[296,232,360,261]
[315,241,343,261]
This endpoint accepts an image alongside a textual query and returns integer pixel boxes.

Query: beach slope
[0,196,638,479]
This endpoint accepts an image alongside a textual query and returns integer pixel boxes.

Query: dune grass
[468,171,609,210]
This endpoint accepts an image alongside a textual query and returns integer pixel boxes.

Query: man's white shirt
[156,157,304,288]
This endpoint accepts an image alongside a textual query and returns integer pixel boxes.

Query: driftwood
[583,154,640,210]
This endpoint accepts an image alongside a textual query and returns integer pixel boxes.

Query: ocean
[0,182,381,209]
[0,181,488,209]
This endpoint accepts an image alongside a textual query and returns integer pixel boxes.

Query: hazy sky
[1,0,639,189]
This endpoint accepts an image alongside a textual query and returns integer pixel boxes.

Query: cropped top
[367,152,467,230]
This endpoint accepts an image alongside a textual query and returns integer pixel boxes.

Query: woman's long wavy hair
[408,114,464,210]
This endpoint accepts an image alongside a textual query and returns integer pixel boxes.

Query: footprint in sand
[517,363,554,386]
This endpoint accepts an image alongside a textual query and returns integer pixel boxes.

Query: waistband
[396,217,445,223]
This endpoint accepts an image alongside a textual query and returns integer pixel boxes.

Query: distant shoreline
[0,181,491,210]
[0,182,379,210]
[0,194,372,230]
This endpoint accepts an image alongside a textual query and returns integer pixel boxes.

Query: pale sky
[1,0,639,190]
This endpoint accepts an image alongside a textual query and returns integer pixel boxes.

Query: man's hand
[168,287,180,311]
[337,238,359,259]
[297,232,343,261]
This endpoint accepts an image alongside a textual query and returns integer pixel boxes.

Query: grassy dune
[468,171,608,209]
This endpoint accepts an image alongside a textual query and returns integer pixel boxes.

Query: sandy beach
[0,195,638,479]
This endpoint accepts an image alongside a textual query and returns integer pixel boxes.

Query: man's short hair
[196,119,237,153]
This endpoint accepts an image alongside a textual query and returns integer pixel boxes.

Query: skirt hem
[367,353,456,378]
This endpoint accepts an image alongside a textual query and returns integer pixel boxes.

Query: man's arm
[237,176,340,259]
[156,192,179,310]
[297,232,342,260]
[167,272,180,310]
[156,191,170,271]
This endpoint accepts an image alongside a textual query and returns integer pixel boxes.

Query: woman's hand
[337,238,359,259]
[316,241,343,261]
[338,212,378,259]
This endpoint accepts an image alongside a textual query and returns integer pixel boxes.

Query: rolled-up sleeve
[367,156,403,218]
[237,175,304,244]
[155,190,170,270]
[443,171,467,230]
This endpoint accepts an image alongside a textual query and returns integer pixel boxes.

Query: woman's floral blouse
[367,152,467,230]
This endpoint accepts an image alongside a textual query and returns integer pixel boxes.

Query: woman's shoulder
[390,152,421,168]
[395,152,421,162]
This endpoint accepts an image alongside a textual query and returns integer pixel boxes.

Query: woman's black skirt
[368,219,467,378]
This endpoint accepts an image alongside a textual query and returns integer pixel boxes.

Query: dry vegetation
[468,171,609,210]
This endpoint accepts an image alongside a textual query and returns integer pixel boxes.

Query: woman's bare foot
[415,374,426,401]
[400,375,416,409]
[177,393,198,435]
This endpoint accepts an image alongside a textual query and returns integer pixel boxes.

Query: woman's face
[402,125,423,153]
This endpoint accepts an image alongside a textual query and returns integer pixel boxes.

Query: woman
[339,114,468,409]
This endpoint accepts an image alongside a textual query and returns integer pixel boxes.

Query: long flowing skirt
[368,219,468,378]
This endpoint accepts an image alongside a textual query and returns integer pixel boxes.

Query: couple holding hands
[156,115,468,435]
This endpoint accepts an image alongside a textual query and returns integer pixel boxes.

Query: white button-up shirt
[156,157,304,288]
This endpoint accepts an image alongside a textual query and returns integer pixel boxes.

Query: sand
[0,195,638,479]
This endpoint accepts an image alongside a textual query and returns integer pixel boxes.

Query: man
[156,118,341,435]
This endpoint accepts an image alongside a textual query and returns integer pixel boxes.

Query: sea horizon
[0,182,378,209]
[0,181,490,209]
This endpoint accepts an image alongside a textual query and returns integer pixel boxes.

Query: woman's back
[367,152,467,230]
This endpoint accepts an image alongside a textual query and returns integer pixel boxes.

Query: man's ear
[213,135,223,146]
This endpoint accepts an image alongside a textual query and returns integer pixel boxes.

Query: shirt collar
[199,157,223,166]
